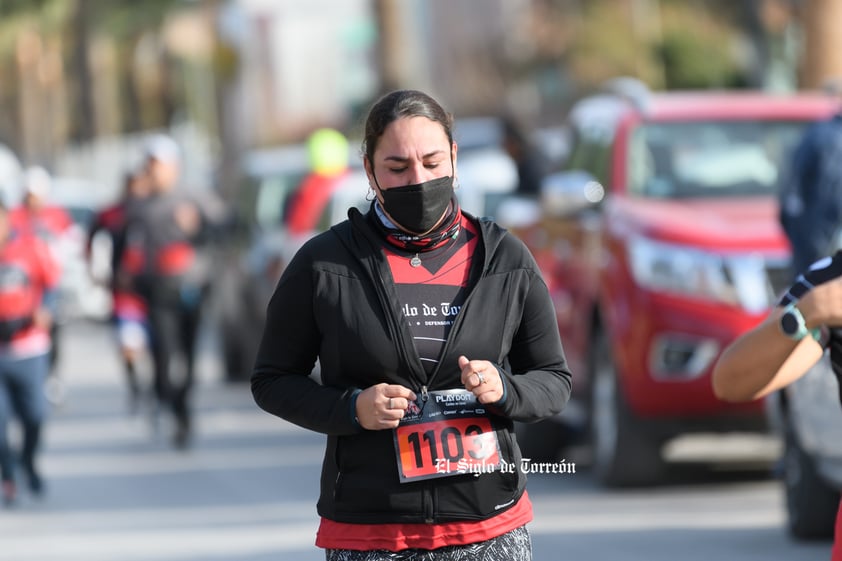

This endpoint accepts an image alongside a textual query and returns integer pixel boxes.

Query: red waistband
[315,491,533,551]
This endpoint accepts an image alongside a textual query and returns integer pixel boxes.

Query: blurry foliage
[0,0,184,147]
[656,1,745,89]
[544,0,754,95]
[0,0,68,53]
[0,0,179,67]
[658,30,743,89]
[0,0,51,16]
[85,0,179,38]
[0,0,178,36]
[0,0,800,157]
[566,1,655,87]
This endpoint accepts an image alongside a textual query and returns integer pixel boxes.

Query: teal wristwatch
[779,302,822,341]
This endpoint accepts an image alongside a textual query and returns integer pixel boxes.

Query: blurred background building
[0,0,841,207]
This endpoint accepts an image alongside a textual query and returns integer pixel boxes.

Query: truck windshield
[627,120,809,199]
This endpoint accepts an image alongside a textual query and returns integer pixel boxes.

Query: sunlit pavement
[0,320,834,561]
[526,470,831,560]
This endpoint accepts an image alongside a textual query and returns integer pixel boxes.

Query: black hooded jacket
[252,206,572,524]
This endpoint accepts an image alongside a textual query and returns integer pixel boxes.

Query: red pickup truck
[508,80,838,486]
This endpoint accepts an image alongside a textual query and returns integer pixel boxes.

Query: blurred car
[215,143,312,381]
[501,78,839,486]
[216,141,371,381]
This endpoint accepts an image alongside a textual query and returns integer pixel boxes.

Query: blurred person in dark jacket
[0,201,61,506]
[780,79,842,277]
[502,116,548,198]
[127,134,222,449]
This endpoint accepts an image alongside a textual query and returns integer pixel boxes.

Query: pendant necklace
[410,254,422,267]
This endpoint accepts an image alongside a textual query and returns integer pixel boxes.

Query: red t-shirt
[0,235,61,357]
[9,205,73,242]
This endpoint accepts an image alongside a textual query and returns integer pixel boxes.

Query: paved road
[0,320,833,560]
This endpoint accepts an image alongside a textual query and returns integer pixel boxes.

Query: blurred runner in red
[88,168,152,413]
[0,201,61,506]
[8,167,76,397]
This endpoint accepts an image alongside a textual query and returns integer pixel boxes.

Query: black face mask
[377,176,454,234]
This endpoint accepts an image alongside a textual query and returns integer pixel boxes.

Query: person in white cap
[10,166,73,243]
[8,166,74,376]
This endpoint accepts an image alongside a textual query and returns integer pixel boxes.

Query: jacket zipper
[419,220,493,523]
[341,214,499,524]
[368,259,428,389]
[343,211,496,394]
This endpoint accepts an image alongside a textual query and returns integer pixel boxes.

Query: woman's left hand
[458,355,503,404]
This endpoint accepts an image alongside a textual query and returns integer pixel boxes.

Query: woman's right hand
[355,383,417,430]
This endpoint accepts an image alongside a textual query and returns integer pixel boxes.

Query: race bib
[393,389,501,482]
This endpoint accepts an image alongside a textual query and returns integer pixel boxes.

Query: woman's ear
[363,156,381,200]
[363,155,374,182]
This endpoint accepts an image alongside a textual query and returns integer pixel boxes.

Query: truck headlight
[627,237,771,313]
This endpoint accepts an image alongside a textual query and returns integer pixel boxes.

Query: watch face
[781,310,800,336]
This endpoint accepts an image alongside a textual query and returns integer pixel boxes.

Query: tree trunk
[373,0,404,93]
[72,0,95,141]
[800,0,842,89]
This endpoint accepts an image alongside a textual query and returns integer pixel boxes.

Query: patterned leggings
[325,525,532,561]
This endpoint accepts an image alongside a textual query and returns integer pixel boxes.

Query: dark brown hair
[362,90,454,164]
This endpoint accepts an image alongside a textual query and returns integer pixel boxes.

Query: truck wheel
[590,332,665,487]
[783,416,839,540]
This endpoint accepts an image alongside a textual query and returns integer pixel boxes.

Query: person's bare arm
[712,307,823,402]
[713,277,842,402]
